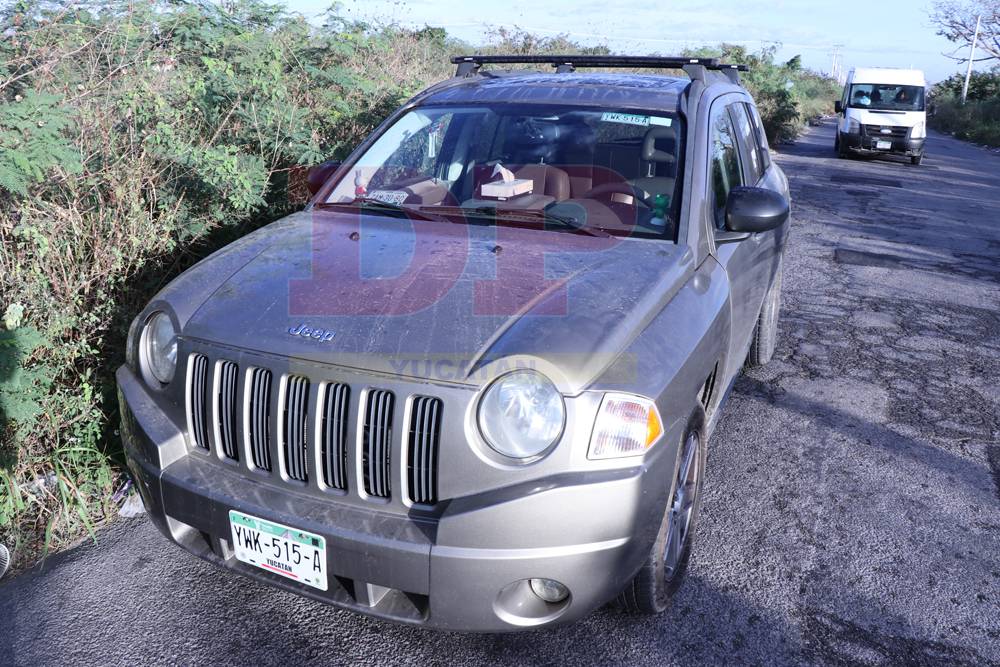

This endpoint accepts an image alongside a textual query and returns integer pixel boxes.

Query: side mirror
[307,160,341,196]
[834,100,843,114]
[725,186,789,233]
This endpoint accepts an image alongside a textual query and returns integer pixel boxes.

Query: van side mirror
[834,100,843,114]
[725,186,789,233]
[307,160,341,196]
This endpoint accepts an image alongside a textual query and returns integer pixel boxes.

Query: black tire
[835,132,848,159]
[746,261,783,368]
[910,154,923,166]
[619,408,707,614]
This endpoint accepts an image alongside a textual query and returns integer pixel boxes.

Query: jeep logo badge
[287,323,335,342]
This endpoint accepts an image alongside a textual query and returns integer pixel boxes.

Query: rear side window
[730,103,762,184]
[745,103,771,171]
[709,104,743,229]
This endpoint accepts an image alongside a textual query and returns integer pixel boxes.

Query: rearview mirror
[307,160,341,196]
[834,100,843,114]
[725,186,789,233]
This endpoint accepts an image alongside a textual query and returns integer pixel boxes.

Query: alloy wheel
[663,431,701,580]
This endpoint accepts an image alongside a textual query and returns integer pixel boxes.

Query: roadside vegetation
[927,1,1000,147]
[0,0,838,568]
[928,68,1000,147]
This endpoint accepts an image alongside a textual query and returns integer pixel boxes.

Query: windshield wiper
[419,205,609,237]
[316,198,443,222]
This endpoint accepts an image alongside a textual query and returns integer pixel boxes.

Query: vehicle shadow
[5,513,992,666]
[0,527,796,664]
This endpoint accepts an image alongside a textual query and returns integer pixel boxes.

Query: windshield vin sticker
[600,112,672,127]
[367,190,409,205]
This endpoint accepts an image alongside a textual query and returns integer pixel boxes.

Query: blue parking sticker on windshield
[600,112,673,127]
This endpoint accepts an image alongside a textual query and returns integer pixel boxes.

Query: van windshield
[848,84,925,112]
[321,104,684,239]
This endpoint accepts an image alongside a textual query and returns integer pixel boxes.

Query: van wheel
[618,409,706,615]
[746,262,783,368]
[835,133,847,158]
[910,154,923,166]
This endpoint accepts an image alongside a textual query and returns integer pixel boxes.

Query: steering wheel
[582,182,651,208]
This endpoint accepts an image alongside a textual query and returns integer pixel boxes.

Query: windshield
[322,104,684,239]
[848,84,925,111]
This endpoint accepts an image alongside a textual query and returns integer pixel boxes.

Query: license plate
[876,140,892,150]
[229,510,327,591]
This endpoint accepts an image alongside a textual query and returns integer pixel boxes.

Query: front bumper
[840,131,925,157]
[117,365,669,632]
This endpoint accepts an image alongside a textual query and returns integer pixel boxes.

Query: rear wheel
[619,409,706,614]
[746,261,783,368]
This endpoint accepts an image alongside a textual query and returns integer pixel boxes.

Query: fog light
[529,578,569,603]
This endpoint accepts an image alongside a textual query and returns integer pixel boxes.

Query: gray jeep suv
[118,55,790,631]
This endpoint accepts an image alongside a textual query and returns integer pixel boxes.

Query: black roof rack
[450,55,749,82]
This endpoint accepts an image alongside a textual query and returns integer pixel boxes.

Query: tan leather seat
[630,125,676,202]
[402,179,450,205]
[513,164,571,201]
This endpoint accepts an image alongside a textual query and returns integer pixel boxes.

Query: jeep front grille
[321,383,350,491]
[282,375,310,482]
[407,396,442,505]
[217,361,239,460]
[248,367,273,471]
[181,353,446,508]
[362,389,394,498]
[187,354,210,450]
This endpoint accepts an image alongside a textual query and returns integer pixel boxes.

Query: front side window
[709,104,743,230]
[322,104,685,239]
[730,103,762,184]
[745,103,771,170]
[848,84,925,111]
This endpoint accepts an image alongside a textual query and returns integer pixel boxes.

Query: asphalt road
[2,121,999,666]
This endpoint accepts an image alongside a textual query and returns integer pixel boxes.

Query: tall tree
[932,1,1000,63]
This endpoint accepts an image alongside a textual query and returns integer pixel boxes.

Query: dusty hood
[182,209,694,393]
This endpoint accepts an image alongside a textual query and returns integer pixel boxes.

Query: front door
[707,99,760,376]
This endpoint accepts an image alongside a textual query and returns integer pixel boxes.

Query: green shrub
[684,44,839,142]
[0,0,446,565]
[929,70,1000,148]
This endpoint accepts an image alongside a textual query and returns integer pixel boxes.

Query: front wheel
[910,154,923,166]
[619,409,707,614]
[746,260,783,368]
[835,132,848,158]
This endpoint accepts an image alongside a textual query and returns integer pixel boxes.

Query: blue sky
[283,0,965,83]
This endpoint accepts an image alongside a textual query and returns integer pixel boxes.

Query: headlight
[588,393,663,459]
[478,370,565,460]
[847,118,861,135]
[911,121,926,139]
[140,311,178,385]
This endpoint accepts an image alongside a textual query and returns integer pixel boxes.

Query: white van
[834,67,927,165]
